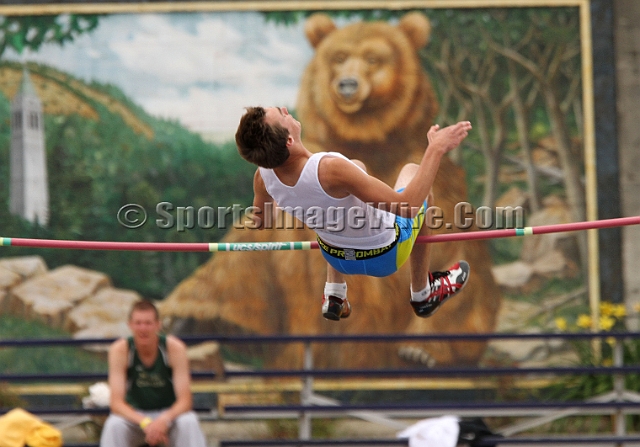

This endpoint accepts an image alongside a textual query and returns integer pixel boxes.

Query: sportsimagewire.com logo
[117,201,524,231]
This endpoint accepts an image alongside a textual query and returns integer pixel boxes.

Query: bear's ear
[398,12,432,49]
[304,13,337,48]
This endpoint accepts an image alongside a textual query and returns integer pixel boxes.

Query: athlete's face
[265,106,301,142]
[128,309,161,344]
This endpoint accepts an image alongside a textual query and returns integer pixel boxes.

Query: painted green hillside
[0,61,255,299]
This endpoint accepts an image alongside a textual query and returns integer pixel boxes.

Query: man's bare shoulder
[318,155,359,178]
[166,335,189,370]
[110,337,128,352]
[317,155,365,197]
[166,334,187,352]
[108,338,129,366]
[253,168,268,191]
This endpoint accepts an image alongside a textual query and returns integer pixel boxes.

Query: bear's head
[298,12,438,145]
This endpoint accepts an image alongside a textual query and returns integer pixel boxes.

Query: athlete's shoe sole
[322,295,351,321]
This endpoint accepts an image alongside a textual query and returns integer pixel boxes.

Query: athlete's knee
[169,412,206,447]
[351,159,367,172]
[399,163,419,176]
[394,163,419,190]
[102,414,129,432]
[427,188,434,207]
[100,414,133,445]
[173,411,202,430]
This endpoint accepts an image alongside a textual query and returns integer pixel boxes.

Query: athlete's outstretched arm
[319,121,472,215]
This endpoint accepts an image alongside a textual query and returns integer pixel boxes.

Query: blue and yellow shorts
[317,197,427,278]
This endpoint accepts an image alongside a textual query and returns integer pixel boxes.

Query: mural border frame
[0,0,606,327]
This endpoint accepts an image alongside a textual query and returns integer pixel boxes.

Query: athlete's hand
[427,121,472,154]
[144,416,170,446]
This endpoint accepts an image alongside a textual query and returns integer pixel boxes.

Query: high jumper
[235,106,471,321]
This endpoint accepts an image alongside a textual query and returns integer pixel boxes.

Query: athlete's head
[128,299,159,321]
[235,106,291,169]
[128,299,161,343]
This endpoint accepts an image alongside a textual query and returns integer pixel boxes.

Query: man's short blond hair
[128,299,159,321]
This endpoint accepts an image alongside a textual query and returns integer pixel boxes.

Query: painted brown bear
[160,12,502,369]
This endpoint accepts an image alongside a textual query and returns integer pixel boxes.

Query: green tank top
[125,335,177,410]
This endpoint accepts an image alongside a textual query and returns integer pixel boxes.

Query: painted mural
[0,4,597,371]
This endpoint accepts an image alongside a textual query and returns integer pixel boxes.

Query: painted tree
[425,10,514,209]
[265,7,583,214]
[0,14,102,57]
[424,8,582,216]
[485,8,587,269]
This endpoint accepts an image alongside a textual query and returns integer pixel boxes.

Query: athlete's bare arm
[318,121,471,215]
[108,339,149,424]
[251,169,276,230]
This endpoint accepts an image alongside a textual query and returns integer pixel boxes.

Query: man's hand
[427,121,472,154]
[143,415,170,446]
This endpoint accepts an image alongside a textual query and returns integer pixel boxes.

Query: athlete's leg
[409,191,433,292]
[100,414,146,447]
[393,164,470,318]
[326,263,346,284]
[319,159,369,321]
[169,411,207,447]
[323,263,350,320]
[392,163,431,291]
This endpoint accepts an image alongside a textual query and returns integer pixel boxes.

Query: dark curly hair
[235,107,290,168]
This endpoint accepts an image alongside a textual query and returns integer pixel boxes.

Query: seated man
[100,300,207,447]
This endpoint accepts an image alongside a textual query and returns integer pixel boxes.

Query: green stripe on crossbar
[209,241,312,252]
[515,227,533,236]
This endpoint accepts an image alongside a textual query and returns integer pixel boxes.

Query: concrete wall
[614,0,640,327]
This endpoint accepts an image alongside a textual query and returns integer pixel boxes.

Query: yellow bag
[25,425,63,447]
[0,408,62,447]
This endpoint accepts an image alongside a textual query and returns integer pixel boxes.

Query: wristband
[139,417,152,429]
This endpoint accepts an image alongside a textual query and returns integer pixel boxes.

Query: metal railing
[2,331,640,446]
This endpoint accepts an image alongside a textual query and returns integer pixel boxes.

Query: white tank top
[259,152,396,249]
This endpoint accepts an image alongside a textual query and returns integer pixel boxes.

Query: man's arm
[320,121,472,215]
[250,169,276,230]
[159,335,194,421]
[108,339,148,425]
[142,335,194,444]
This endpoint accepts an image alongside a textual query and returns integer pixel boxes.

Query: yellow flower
[606,336,617,347]
[576,314,592,329]
[555,317,568,331]
[602,358,614,367]
[600,302,615,317]
[599,315,616,331]
[612,304,627,319]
